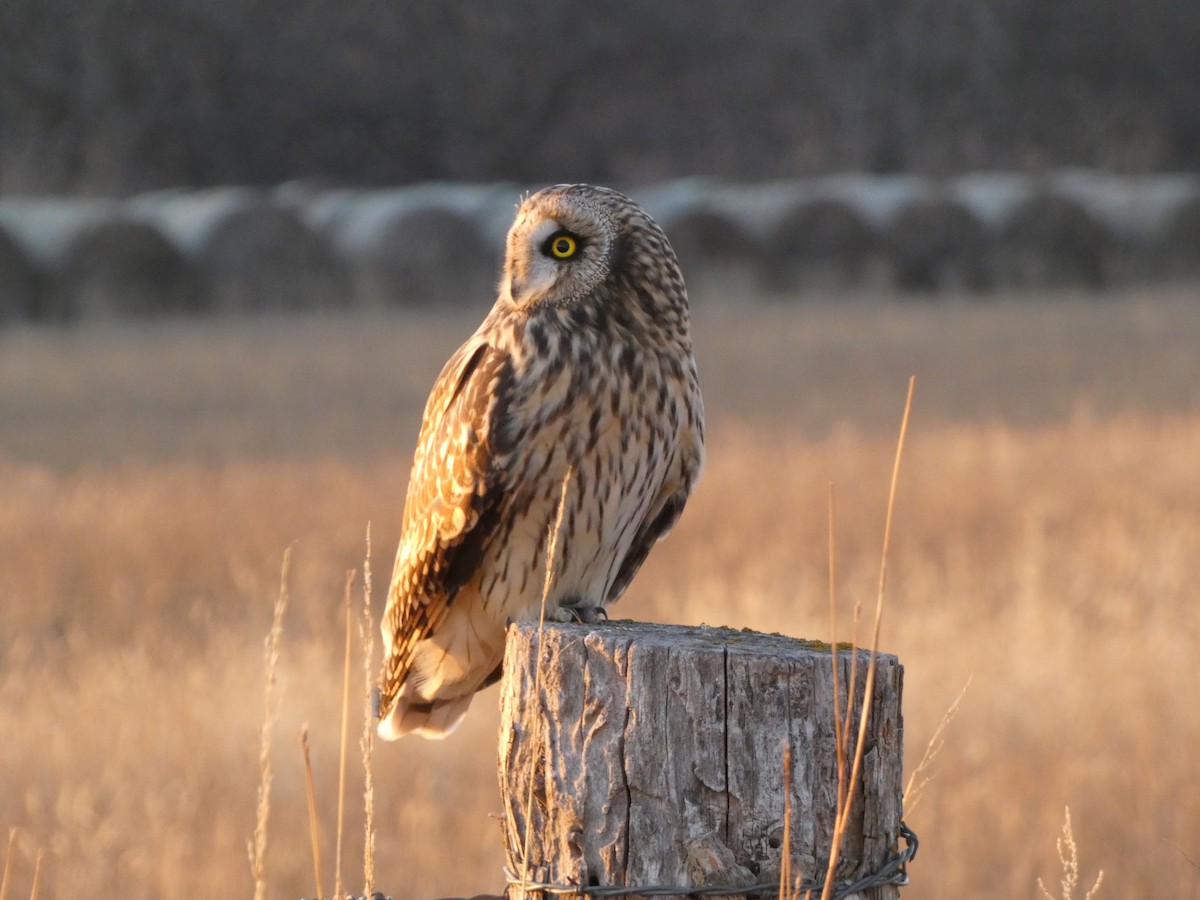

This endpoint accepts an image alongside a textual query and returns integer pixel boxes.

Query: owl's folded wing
[378,337,513,719]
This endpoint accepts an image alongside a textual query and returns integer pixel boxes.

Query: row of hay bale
[0,190,355,323]
[647,172,1200,294]
[1,172,1198,323]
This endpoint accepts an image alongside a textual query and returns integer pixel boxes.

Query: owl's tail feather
[376,600,506,740]
[377,691,473,740]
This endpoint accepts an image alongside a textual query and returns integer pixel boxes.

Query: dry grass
[357,525,376,898]
[2,285,1200,897]
[1038,807,1104,900]
[250,547,291,900]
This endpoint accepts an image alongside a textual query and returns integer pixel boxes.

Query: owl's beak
[507,275,526,301]
[506,266,559,308]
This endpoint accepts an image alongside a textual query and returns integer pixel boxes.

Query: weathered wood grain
[498,621,904,899]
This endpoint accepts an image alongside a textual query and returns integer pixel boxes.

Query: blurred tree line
[2,0,1198,195]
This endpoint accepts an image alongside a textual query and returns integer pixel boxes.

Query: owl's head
[500,184,686,315]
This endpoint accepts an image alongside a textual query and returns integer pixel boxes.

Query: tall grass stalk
[334,568,356,899]
[517,470,572,900]
[778,740,793,900]
[301,726,324,899]
[26,850,43,900]
[359,523,377,897]
[821,376,914,900]
[1038,807,1104,900]
[826,484,849,815]
[249,546,292,900]
[0,827,16,900]
[903,677,971,814]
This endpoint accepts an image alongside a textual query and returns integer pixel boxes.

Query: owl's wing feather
[606,394,705,604]
[606,492,685,605]
[379,337,513,717]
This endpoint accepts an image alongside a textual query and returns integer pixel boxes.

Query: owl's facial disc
[509,218,577,303]
[504,198,612,309]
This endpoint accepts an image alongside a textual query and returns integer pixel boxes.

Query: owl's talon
[547,606,576,623]
[554,600,607,624]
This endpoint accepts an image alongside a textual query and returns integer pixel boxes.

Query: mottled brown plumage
[378,184,704,740]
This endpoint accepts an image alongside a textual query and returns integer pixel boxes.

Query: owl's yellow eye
[545,232,579,260]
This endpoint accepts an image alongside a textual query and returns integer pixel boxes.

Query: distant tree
[1,0,1198,194]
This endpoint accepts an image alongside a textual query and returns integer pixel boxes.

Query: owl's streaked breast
[469,311,686,623]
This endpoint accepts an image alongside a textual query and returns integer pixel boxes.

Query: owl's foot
[551,599,609,624]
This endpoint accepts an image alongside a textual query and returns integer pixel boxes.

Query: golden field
[2,285,1199,898]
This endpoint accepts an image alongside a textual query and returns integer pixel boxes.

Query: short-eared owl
[377,184,705,740]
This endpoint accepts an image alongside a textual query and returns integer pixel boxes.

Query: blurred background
[4,0,1200,191]
[2,3,1200,900]
[1,0,1199,320]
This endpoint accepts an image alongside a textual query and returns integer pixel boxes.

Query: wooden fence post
[498,620,905,900]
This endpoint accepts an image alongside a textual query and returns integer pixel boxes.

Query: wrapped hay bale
[762,196,879,292]
[0,199,197,321]
[664,205,759,291]
[1110,174,1200,281]
[636,181,760,296]
[0,224,39,324]
[59,221,197,319]
[1047,169,1169,284]
[950,172,1035,232]
[1162,194,1200,279]
[816,173,930,231]
[280,185,370,240]
[129,187,350,312]
[995,193,1114,289]
[324,187,501,308]
[884,197,991,292]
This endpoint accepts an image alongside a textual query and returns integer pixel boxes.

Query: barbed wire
[500,821,917,899]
